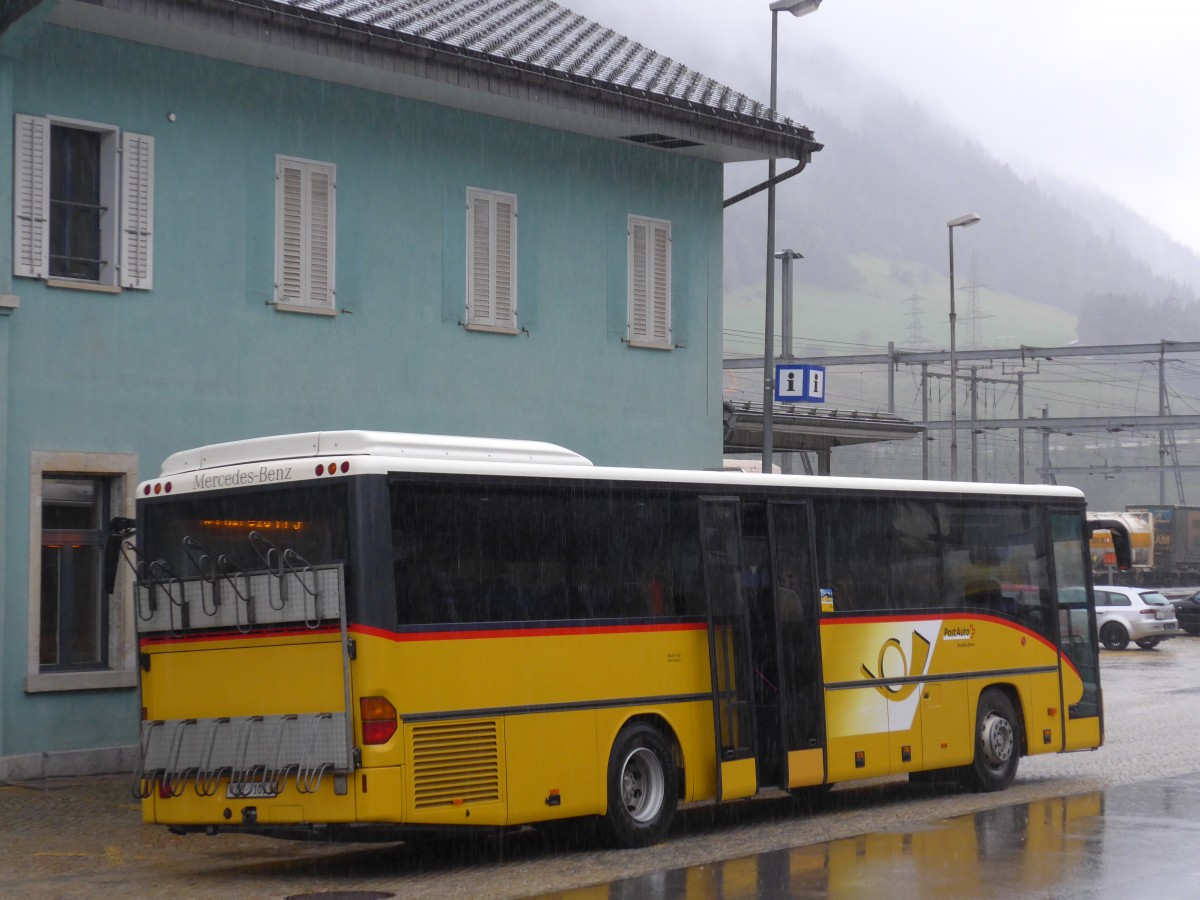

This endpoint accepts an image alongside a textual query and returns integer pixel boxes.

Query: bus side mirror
[1088,519,1133,571]
[103,516,136,596]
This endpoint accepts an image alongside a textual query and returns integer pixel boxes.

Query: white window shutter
[492,195,516,329]
[13,114,49,280]
[650,221,671,344]
[629,220,649,341]
[275,157,336,312]
[307,166,334,308]
[277,161,305,306]
[119,131,154,289]
[627,215,672,346]
[466,188,518,330]
[468,191,492,324]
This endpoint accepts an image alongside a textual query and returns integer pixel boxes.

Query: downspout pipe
[723,158,809,208]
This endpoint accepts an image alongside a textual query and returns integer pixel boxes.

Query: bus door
[1052,509,1103,751]
[699,497,758,801]
[767,501,826,788]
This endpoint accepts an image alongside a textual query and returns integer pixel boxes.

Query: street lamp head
[947,213,982,229]
[769,0,822,16]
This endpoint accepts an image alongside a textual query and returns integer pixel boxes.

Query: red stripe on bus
[139,620,707,648]
[351,621,709,642]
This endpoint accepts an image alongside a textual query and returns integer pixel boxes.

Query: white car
[1094,586,1179,650]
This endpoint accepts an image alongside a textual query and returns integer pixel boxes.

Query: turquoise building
[0,0,819,775]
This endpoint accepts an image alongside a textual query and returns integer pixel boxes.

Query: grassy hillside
[723,253,1078,364]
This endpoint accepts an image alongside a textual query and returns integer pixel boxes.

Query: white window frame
[274,155,337,316]
[626,214,673,349]
[465,187,518,334]
[13,114,154,290]
[26,451,139,693]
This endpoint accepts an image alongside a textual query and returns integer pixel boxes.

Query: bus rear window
[141,483,349,580]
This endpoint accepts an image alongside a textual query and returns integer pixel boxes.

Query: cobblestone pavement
[3,636,1198,899]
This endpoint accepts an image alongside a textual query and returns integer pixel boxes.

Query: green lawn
[722,254,1078,359]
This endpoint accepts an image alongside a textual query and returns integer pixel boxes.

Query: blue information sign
[774,364,826,403]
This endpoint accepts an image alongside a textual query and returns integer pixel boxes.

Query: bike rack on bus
[215,555,255,633]
[296,712,335,793]
[195,717,233,797]
[249,531,287,611]
[229,715,267,795]
[132,720,165,799]
[281,548,322,628]
[128,530,354,800]
[120,541,159,625]
[183,536,222,618]
[148,559,187,633]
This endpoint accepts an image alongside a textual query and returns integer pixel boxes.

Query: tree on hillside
[1076,293,1200,344]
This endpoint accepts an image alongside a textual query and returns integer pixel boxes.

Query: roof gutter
[722,158,809,208]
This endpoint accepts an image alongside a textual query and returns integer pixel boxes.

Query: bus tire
[960,688,1021,793]
[603,723,678,848]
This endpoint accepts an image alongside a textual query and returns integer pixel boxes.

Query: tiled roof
[266,0,811,138]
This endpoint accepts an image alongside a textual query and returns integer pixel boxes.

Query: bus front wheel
[960,688,1021,793]
[603,723,678,848]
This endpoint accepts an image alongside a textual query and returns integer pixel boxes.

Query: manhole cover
[285,893,395,900]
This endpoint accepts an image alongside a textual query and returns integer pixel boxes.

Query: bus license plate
[226,782,278,799]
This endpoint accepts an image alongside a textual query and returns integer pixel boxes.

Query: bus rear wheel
[959,688,1020,793]
[603,723,678,848]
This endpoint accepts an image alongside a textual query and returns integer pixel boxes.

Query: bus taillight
[360,696,398,745]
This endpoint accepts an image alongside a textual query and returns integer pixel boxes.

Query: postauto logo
[860,630,932,702]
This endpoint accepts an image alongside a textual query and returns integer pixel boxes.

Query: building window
[13,114,155,289]
[27,452,138,693]
[627,215,672,349]
[465,187,518,333]
[40,477,109,668]
[274,155,337,315]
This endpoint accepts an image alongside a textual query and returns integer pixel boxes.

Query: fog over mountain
[722,44,1199,337]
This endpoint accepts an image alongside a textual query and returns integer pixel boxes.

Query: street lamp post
[947,212,981,480]
[762,0,821,474]
[776,248,803,359]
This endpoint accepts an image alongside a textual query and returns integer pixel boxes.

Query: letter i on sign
[807,365,826,402]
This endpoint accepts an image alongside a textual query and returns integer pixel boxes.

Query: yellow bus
[115,430,1116,848]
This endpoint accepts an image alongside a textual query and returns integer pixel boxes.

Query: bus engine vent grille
[410,720,501,810]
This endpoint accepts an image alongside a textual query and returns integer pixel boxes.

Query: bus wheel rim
[980,712,1014,768]
[621,747,665,823]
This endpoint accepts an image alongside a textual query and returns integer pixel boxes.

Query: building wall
[1,24,725,759]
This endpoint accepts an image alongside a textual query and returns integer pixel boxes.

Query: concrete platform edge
[0,744,137,782]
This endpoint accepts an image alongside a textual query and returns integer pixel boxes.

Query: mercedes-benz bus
[115,430,1120,847]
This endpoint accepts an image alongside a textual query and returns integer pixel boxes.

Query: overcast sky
[564,0,1200,258]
